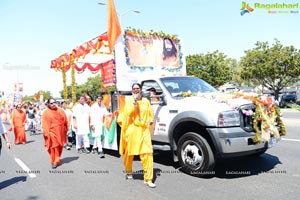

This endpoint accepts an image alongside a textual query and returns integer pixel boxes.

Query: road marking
[282,138,300,142]
[14,157,37,178]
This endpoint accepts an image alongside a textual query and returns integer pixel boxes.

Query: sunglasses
[49,102,56,105]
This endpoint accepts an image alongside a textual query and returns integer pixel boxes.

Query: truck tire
[177,132,215,177]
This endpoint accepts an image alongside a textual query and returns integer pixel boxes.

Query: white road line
[14,157,37,178]
[282,138,300,142]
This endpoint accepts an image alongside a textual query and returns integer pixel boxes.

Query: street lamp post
[117,10,140,26]
[98,2,140,26]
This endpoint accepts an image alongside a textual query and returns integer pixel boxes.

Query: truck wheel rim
[182,141,203,170]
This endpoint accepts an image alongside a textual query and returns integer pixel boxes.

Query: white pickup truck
[50,27,283,176]
[112,75,283,177]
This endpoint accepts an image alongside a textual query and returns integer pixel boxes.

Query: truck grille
[239,104,255,132]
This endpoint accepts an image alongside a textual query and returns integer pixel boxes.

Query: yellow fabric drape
[124,152,154,181]
[118,97,154,156]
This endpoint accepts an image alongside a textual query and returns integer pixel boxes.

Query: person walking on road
[11,104,27,144]
[72,95,91,154]
[61,101,73,150]
[119,83,156,188]
[90,94,108,158]
[42,98,68,169]
[0,117,12,156]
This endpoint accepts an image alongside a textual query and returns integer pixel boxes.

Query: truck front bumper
[206,127,279,156]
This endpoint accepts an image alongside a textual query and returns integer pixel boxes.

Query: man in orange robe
[42,99,68,169]
[12,104,27,144]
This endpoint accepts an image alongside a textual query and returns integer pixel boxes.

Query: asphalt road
[0,109,299,200]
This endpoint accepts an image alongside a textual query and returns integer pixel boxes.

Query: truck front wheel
[177,132,215,177]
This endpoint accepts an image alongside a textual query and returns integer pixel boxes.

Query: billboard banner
[115,29,186,91]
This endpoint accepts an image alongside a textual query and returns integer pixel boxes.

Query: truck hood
[169,93,252,121]
[181,93,251,108]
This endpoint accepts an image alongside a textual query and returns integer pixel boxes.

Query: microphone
[133,93,138,102]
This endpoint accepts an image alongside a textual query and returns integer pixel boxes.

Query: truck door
[141,81,172,143]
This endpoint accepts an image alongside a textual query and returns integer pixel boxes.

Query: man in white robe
[90,94,109,158]
[73,96,91,153]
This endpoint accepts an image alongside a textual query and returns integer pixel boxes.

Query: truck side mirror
[159,95,167,106]
[150,94,166,106]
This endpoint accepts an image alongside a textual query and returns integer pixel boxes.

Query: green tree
[22,95,35,102]
[22,90,52,102]
[39,90,51,101]
[80,74,102,99]
[239,39,300,100]
[59,85,75,101]
[59,74,102,101]
[230,60,244,87]
[186,51,235,88]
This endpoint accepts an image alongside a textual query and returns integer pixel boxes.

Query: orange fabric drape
[42,108,67,151]
[116,95,125,126]
[102,94,111,110]
[12,110,27,144]
[49,147,63,166]
[107,0,121,53]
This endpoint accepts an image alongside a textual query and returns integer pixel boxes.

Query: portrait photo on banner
[126,34,179,69]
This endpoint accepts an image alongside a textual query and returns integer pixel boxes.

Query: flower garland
[275,106,286,136]
[125,27,178,39]
[181,91,193,97]
[252,101,277,143]
[62,63,68,103]
[71,60,76,108]
[196,92,286,143]
[250,95,287,143]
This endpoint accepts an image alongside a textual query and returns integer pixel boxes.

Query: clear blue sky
[0,0,299,97]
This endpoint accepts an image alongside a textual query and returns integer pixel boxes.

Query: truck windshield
[161,76,217,97]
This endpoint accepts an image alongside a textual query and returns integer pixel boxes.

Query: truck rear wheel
[177,132,215,177]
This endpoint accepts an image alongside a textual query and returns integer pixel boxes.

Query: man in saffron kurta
[12,104,27,144]
[119,83,156,188]
[42,99,68,169]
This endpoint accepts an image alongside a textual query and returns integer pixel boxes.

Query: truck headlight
[218,110,240,127]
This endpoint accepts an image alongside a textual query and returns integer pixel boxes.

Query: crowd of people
[0,94,108,161]
[0,86,157,188]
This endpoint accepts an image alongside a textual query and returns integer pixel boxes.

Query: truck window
[161,76,217,97]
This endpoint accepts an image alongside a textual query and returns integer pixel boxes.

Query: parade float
[50,0,286,176]
[50,27,185,150]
